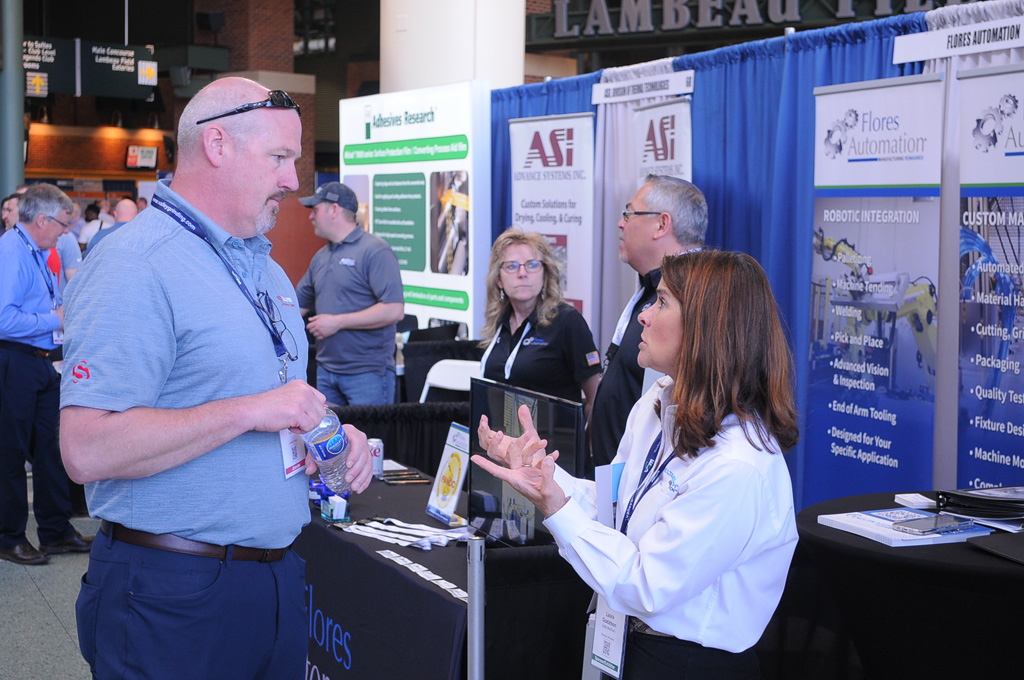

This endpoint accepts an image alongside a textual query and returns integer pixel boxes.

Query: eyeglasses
[622,210,662,222]
[500,260,543,274]
[195,90,301,126]
[256,290,299,362]
[47,215,71,229]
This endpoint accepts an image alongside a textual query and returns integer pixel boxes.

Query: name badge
[280,430,306,479]
[53,329,64,345]
[591,595,627,678]
[339,258,356,266]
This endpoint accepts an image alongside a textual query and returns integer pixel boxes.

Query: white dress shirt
[544,376,798,653]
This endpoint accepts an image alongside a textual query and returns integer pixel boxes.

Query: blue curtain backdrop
[490,14,929,508]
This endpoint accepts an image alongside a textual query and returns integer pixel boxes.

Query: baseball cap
[298,182,358,211]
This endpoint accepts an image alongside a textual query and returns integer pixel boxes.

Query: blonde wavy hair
[480,227,565,346]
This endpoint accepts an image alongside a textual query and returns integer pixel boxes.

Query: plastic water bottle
[301,410,352,497]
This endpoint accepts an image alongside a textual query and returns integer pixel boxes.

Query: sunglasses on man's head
[195,90,301,126]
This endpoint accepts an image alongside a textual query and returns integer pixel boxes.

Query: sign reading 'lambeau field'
[535,0,957,39]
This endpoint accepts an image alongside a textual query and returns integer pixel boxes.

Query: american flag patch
[586,351,600,366]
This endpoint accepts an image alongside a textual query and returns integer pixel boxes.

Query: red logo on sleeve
[71,361,90,383]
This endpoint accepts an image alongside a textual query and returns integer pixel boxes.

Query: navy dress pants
[77,529,309,680]
[0,348,73,548]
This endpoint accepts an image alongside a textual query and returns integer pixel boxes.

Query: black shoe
[40,530,94,555]
[0,541,50,565]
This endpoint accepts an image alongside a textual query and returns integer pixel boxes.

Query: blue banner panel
[958,197,1024,489]
[804,194,938,507]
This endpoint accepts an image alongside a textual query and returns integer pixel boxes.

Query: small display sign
[126,145,159,169]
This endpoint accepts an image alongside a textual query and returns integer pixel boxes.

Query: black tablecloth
[294,476,591,680]
[797,492,1024,680]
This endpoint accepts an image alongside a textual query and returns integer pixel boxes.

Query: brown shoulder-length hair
[659,250,799,457]
[479,227,565,346]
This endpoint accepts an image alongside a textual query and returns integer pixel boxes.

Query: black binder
[937,486,1024,519]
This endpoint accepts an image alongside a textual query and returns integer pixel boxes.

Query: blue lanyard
[150,195,290,364]
[619,432,674,536]
[14,226,58,309]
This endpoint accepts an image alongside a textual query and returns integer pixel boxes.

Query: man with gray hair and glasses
[60,77,373,678]
[0,183,92,566]
[586,174,708,476]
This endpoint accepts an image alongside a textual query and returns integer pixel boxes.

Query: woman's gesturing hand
[473,405,568,517]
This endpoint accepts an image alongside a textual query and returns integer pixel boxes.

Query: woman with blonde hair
[476,250,799,679]
[479,227,601,411]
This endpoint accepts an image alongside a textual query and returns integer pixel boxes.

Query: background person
[475,250,799,679]
[296,181,405,406]
[479,227,601,412]
[84,197,139,257]
[1,194,19,232]
[76,204,103,248]
[55,216,82,301]
[587,174,707,476]
[60,77,373,679]
[0,184,91,566]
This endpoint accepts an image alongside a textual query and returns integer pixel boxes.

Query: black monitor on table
[468,377,585,547]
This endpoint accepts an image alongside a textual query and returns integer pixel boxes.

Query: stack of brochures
[937,486,1024,533]
[818,507,993,547]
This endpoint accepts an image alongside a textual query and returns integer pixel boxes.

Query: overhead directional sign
[23,37,77,96]
[22,37,157,100]
[80,41,157,99]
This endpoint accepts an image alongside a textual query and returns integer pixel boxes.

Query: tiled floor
[0,507,99,680]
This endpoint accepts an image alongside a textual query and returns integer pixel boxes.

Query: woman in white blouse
[475,250,799,679]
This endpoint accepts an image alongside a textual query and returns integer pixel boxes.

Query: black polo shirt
[483,302,601,404]
[586,268,661,476]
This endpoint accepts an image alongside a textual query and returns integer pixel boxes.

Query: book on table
[818,507,994,547]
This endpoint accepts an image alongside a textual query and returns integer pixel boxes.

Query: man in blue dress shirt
[0,183,92,565]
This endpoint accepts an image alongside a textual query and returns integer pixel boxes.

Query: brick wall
[526,0,553,14]
[194,0,293,73]
[346,62,380,99]
[27,126,173,176]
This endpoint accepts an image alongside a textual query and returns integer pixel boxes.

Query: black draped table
[797,492,1024,680]
[294,476,592,680]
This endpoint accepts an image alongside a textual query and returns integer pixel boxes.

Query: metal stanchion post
[467,536,485,680]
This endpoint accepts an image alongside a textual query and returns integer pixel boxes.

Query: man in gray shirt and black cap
[297,182,405,405]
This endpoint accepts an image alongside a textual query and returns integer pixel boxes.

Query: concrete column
[380,0,525,93]
[1,0,25,193]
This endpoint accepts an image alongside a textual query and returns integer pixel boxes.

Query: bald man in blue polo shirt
[60,77,374,680]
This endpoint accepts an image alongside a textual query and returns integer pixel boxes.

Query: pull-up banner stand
[508,112,596,323]
[340,81,491,336]
[957,64,1024,490]
[805,73,945,507]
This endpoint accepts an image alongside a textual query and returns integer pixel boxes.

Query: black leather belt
[100,520,290,562]
[0,339,54,359]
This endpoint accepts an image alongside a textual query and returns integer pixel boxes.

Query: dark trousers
[77,529,309,680]
[606,632,760,680]
[0,348,73,548]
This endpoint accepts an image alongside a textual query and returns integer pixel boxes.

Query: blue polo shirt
[61,180,310,548]
[0,225,62,349]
